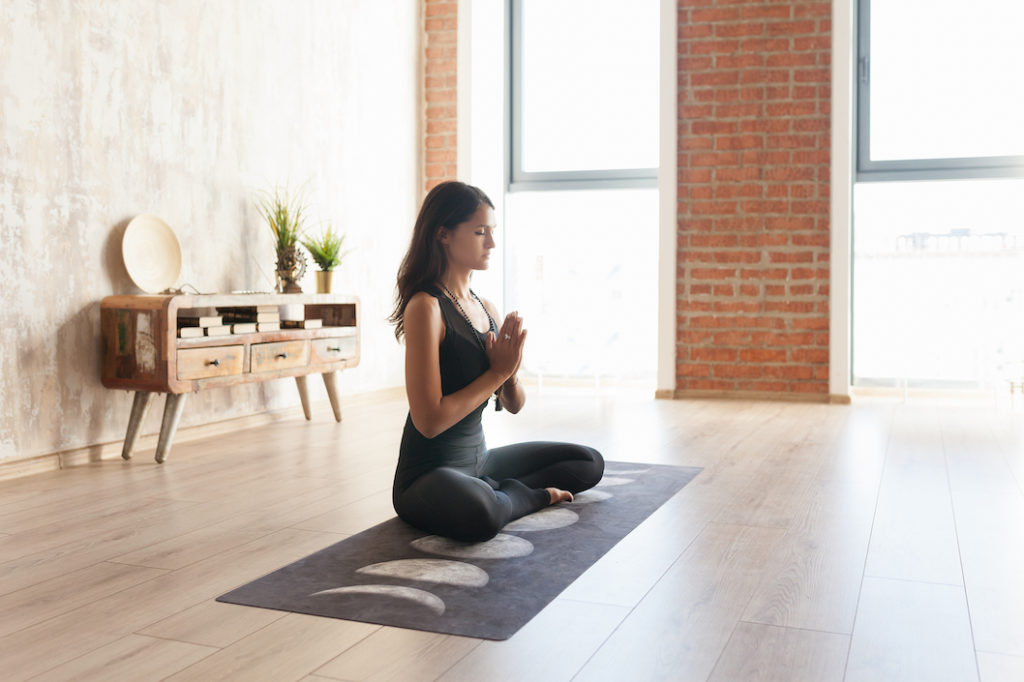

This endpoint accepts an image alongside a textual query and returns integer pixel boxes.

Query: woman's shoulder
[407,290,441,314]
[405,291,446,341]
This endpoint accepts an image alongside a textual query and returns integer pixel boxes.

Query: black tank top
[393,286,498,494]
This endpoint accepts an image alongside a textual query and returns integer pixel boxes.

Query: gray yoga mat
[217,462,701,640]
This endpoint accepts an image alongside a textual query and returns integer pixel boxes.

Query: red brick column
[676,0,832,399]
[423,0,458,193]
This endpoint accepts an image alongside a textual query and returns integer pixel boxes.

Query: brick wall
[676,0,832,398]
[423,0,458,193]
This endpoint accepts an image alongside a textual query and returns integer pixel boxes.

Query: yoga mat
[217,462,701,640]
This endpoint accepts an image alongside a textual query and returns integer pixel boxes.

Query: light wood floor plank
[108,477,364,570]
[574,523,785,682]
[437,599,629,682]
[846,576,978,682]
[164,613,378,682]
[741,474,878,634]
[707,622,849,682]
[291,489,397,535]
[28,633,217,681]
[864,406,963,585]
[945,414,1024,656]
[315,627,480,681]
[951,487,1024,656]
[713,404,848,528]
[977,651,1024,682]
[138,599,287,648]
[0,528,343,681]
[0,561,165,639]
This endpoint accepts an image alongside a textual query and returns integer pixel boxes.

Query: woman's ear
[436,226,449,244]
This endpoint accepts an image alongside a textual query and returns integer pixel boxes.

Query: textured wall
[0,0,419,464]
[676,0,832,398]
[423,0,458,192]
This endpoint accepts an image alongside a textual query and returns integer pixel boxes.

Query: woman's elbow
[409,411,443,439]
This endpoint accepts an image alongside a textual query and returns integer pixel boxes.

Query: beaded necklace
[439,283,504,411]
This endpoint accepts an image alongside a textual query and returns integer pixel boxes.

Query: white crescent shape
[411,533,534,559]
[605,468,651,475]
[355,559,489,587]
[504,507,580,531]
[568,489,613,504]
[310,585,445,616]
[596,476,635,487]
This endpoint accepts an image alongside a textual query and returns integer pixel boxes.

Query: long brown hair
[390,181,495,340]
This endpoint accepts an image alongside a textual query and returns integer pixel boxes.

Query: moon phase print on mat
[571,489,613,504]
[411,533,534,559]
[504,507,579,531]
[311,585,446,616]
[355,559,489,587]
[604,467,651,476]
[596,476,635,487]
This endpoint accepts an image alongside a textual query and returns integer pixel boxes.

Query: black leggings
[394,442,604,543]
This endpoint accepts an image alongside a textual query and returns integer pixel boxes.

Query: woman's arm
[481,298,527,414]
[404,293,516,438]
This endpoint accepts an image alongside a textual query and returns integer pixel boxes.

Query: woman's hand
[485,311,527,380]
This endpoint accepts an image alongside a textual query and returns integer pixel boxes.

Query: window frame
[856,0,1024,182]
[507,0,659,192]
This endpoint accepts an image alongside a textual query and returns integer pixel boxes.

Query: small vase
[315,270,334,294]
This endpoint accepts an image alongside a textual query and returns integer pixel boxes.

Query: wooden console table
[100,293,360,462]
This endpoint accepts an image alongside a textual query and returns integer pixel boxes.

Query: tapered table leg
[122,391,153,460]
[295,375,312,421]
[323,371,342,422]
[155,393,187,463]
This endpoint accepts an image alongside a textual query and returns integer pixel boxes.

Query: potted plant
[257,187,308,293]
[301,225,350,293]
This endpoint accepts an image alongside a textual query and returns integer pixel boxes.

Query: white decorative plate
[122,214,182,293]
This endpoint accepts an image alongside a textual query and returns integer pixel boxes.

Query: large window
[853,0,1024,390]
[509,0,659,190]
[857,0,1024,180]
[502,0,660,385]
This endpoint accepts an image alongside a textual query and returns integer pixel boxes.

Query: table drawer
[177,346,244,380]
[311,336,357,364]
[251,340,309,372]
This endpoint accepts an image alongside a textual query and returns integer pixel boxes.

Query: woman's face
[439,204,496,271]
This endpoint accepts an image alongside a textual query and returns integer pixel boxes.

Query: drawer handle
[207,359,220,367]
[327,346,341,352]
[275,352,288,359]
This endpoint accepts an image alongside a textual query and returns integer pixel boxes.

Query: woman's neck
[439,269,472,299]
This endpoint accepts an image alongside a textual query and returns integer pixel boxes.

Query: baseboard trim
[0,386,407,482]
[664,389,836,404]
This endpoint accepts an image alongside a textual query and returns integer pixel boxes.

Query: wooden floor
[2,387,1024,681]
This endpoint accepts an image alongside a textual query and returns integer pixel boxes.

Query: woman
[389,181,604,542]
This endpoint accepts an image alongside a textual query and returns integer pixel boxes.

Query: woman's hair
[389,181,494,340]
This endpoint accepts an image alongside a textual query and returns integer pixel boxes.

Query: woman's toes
[546,487,573,504]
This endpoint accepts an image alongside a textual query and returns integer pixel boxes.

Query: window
[509,0,659,190]
[853,0,1024,390]
[499,0,660,385]
[857,0,1024,180]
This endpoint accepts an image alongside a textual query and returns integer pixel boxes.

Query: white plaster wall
[0,0,418,464]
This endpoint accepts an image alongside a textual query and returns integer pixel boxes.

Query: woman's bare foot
[546,487,573,504]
